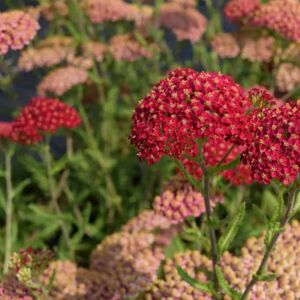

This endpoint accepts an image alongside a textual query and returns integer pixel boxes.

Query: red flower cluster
[10,97,81,144]
[0,122,13,140]
[241,102,300,185]
[182,137,253,185]
[224,0,261,22]
[247,86,277,108]
[130,68,251,164]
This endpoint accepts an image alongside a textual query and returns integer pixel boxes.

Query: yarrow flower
[109,34,154,62]
[37,66,88,96]
[241,102,300,184]
[241,36,275,63]
[10,97,81,144]
[159,2,207,43]
[153,176,222,223]
[0,122,13,140]
[0,10,40,55]
[146,221,300,299]
[249,0,300,42]
[275,63,300,92]
[182,137,253,185]
[211,33,240,59]
[82,0,133,23]
[224,0,261,22]
[130,67,251,165]
[18,46,75,72]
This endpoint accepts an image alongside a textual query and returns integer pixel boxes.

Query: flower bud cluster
[10,97,81,144]
[224,0,261,22]
[37,66,88,96]
[159,2,207,43]
[0,10,39,55]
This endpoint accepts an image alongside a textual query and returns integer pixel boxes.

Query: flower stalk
[4,146,14,274]
[241,188,298,299]
[43,137,74,259]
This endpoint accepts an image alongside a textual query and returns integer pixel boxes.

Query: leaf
[164,235,186,259]
[254,272,277,282]
[291,190,300,217]
[12,179,30,198]
[176,161,200,189]
[216,266,242,300]
[176,266,214,294]
[252,204,270,226]
[208,157,240,175]
[218,202,246,255]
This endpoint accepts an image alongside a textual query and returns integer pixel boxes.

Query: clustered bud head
[18,46,75,72]
[159,2,207,43]
[249,0,300,42]
[0,122,13,140]
[275,63,300,92]
[0,10,40,55]
[130,67,251,164]
[224,0,261,22]
[145,250,212,299]
[146,221,300,299]
[153,176,222,223]
[241,102,300,184]
[40,1,69,21]
[0,273,33,300]
[211,33,240,59]
[122,210,172,233]
[37,66,88,96]
[10,97,81,144]
[109,34,154,62]
[241,36,275,63]
[182,137,253,185]
[82,0,134,23]
[41,260,118,299]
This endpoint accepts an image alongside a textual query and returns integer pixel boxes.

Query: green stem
[241,189,297,299]
[4,148,13,274]
[44,138,74,258]
[199,149,219,293]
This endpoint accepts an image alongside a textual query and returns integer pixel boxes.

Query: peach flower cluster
[275,63,300,92]
[159,2,207,43]
[211,33,240,59]
[0,10,39,55]
[37,66,88,96]
[146,221,300,299]
[109,34,154,62]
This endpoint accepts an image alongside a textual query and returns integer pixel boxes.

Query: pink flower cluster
[159,2,207,43]
[241,102,300,185]
[130,67,251,164]
[154,176,222,223]
[82,0,133,23]
[0,10,39,55]
[37,66,88,96]
[10,97,81,144]
[249,0,300,42]
[224,0,261,22]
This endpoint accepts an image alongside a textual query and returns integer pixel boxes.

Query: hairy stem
[241,189,297,299]
[44,138,74,258]
[4,148,13,274]
[199,150,219,293]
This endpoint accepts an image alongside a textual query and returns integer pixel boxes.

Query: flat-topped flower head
[182,137,253,185]
[224,0,261,22]
[0,122,13,140]
[241,102,300,184]
[37,66,88,96]
[130,67,251,164]
[249,0,300,42]
[0,10,39,55]
[11,97,81,144]
[211,33,240,59]
[159,2,207,43]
